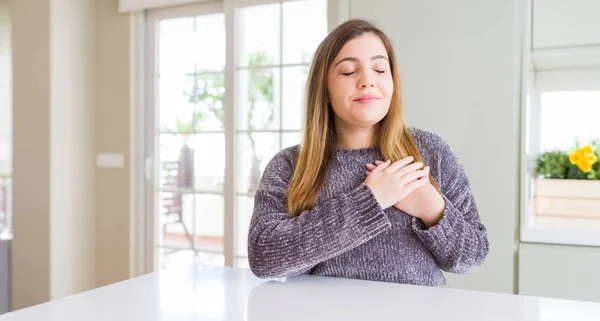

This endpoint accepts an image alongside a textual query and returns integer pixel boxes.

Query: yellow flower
[569,145,598,173]
[569,150,581,164]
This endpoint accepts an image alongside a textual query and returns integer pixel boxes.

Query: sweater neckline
[333,145,380,158]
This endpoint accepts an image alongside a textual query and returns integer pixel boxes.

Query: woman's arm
[247,148,391,278]
[411,133,490,274]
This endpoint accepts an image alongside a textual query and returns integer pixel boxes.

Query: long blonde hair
[287,19,438,216]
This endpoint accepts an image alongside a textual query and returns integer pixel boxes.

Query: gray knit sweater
[247,127,489,287]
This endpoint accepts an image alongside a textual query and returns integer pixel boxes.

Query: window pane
[158,191,195,248]
[282,132,302,149]
[236,132,280,195]
[193,133,225,193]
[158,75,196,133]
[159,17,195,76]
[235,195,254,258]
[159,134,194,191]
[282,66,309,130]
[238,3,281,67]
[0,138,9,171]
[157,193,225,262]
[282,0,327,64]
[195,72,225,131]
[0,176,11,238]
[194,14,226,72]
[194,194,224,253]
[236,68,280,131]
[0,87,10,136]
[540,91,600,151]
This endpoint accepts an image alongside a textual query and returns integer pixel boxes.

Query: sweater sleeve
[247,148,391,279]
[410,134,490,274]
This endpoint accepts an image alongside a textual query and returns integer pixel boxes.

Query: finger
[398,168,428,187]
[399,175,429,198]
[393,161,424,177]
[377,155,411,165]
[365,163,376,171]
[371,159,391,173]
[384,156,415,173]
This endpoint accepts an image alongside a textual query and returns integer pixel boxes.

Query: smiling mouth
[354,97,381,104]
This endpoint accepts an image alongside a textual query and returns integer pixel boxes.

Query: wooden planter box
[535,179,600,219]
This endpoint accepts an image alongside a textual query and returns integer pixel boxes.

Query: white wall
[49,0,96,300]
[349,0,522,294]
[0,0,10,176]
[12,0,96,310]
[12,0,53,309]
[519,243,600,302]
[532,0,600,49]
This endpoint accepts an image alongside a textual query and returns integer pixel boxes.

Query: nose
[358,73,375,88]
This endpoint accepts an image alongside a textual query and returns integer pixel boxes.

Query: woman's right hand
[364,156,430,209]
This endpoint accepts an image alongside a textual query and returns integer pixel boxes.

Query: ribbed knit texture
[247,127,489,287]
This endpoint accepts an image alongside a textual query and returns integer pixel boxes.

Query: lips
[353,94,381,104]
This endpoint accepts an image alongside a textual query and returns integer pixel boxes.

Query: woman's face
[327,32,394,130]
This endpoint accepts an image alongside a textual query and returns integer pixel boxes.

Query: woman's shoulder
[258,144,301,189]
[408,126,451,150]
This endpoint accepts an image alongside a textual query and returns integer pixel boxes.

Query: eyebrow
[334,55,389,67]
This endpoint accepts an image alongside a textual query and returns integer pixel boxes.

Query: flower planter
[535,178,600,219]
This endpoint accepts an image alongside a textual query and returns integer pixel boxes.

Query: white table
[1,264,599,320]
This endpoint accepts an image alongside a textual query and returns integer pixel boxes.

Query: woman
[247,19,489,287]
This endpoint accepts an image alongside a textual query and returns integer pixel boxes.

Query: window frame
[143,0,346,273]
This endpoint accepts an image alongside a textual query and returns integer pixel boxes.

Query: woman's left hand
[366,160,445,228]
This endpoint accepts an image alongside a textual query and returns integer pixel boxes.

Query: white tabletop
[1,264,600,321]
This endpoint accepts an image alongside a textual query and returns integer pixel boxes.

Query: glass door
[147,3,227,270]
[146,0,328,271]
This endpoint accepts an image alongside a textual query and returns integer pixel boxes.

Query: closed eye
[341,71,355,76]
[375,70,385,74]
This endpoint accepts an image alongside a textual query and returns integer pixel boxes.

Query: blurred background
[1,0,600,315]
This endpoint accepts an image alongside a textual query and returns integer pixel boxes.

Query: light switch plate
[96,153,125,168]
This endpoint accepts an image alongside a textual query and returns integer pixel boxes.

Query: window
[539,90,600,152]
[146,0,328,271]
[234,0,327,265]
[0,1,12,239]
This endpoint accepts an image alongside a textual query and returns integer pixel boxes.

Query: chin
[351,112,387,126]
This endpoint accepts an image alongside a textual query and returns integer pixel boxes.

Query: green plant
[535,140,600,180]
[181,47,277,194]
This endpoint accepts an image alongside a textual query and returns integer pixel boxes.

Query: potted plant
[534,140,600,218]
